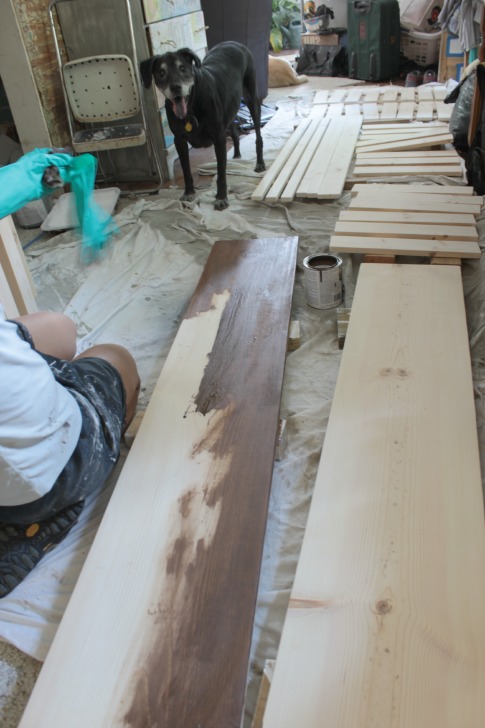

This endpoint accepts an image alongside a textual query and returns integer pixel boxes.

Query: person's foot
[0,501,84,598]
[405,69,423,87]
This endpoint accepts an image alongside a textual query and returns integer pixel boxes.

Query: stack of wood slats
[329,183,482,261]
[311,83,452,122]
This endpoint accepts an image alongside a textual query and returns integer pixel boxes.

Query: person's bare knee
[75,344,140,431]
[15,311,77,360]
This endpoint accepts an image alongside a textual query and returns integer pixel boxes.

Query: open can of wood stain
[302,253,343,309]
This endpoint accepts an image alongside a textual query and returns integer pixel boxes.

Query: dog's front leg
[213,134,229,211]
[174,136,196,202]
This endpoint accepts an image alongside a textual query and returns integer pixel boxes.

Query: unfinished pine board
[353,164,463,177]
[0,262,20,318]
[362,102,380,121]
[381,86,400,102]
[297,117,362,200]
[265,117,329,203]
[436,101,453,121]
[354,155,460,166]
[19,237,298,728]
[262,263,485,728]
[349,194,481,216]
[415,100,435,121]
[334,221,477,241]
[313,89,330,105]
[251,119,311,201]
[354,132,453,153]
[0,215,37,316]
[350,182,479,197]
[345,87,364,103]
[326,103,344,118]
[327,88,347,103]
[356,150,461,158]
[361,86,381,102]
[417,84,435,101]
[279,120,330,203]
[329,234,481,259]
[339,210,477,226]
[344,104,362,117]
[316,116,362,199]
[396,101,416,120]
[399,86,417,102]
[379,101,398,120]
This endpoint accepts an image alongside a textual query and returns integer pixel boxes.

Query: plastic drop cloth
[1,79,485,728]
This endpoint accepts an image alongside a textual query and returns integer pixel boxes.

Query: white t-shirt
[0,305,82,506]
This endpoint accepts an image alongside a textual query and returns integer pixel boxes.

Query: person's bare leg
[75,344,140,432]
[15,311,77,360]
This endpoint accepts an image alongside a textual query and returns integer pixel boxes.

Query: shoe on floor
[423,69,437,84]
[405,69,423,87]
[0,500,85,598]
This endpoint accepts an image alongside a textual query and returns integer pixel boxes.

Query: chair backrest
[62,54,141,123]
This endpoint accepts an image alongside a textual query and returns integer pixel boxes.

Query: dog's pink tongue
[172,97,187,120]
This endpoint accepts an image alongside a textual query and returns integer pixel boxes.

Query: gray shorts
[0,322,126,525]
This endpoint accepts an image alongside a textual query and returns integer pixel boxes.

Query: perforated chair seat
[72,123,146,153]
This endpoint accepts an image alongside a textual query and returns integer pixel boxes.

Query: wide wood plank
[263,263,485,728]
[19,237,298,728]
[350,182,480,199]
[329,234,481,258]
[355,132,453,153]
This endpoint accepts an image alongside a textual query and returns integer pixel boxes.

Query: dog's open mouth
[172,96,188,120]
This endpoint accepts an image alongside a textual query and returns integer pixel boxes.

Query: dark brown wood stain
[122,238,298,728]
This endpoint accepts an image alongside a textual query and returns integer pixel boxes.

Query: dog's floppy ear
[140,56,161,88]
[178,48,202,70]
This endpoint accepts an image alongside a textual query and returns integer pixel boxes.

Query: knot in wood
[375,599,392,615]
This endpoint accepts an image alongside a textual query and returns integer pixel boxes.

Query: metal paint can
[302,253,343,309]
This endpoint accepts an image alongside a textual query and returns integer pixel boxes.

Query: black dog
[140,41,266,210]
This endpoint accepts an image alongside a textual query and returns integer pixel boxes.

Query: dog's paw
[254,162,266,173]
[214,198,229,211]
[180,191,196,202]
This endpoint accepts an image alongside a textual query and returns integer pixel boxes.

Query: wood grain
[263,264,485,728]
[19,237,298,728]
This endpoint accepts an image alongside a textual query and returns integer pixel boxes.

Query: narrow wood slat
[317,117,362,199]
[265,117,328,203]
[356,150,460,158]
[280,119,331,202]
[379,101,398,120]
[354,156,460,166]
[417,85,435,100]
[436,101,453,121]
[251,119,311,201]
[334,221,478,240]
[0,215,37,316]
[313,89,330,105]
[263,263,485,728]
[329,234,481,258]
[381,86,399,101]
[356,129,451,146]
[361,122,447,131]
[327,103,344,117]
[345,87,364,103]
[344,104,362,117]
[355,133,453,153]
[296,118,344,198]
[415,100,435,121]
[350,182,478,197]
[361,87,381,102]
[328,88,347,103]
[362,102,380,120]
[353,164,463,177]
[19,237,299,728]
[339,210,477,226]
[0,262,20,318]
[399,86,417,102]
[349,194,481,215]
[396,101,416,120]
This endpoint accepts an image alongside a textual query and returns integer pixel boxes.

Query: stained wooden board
[334,221,478,241]
[349,195,481,215]
[339,210,477,226]
[263,263,485,728]
[350,182,479,197]
[353,164,463,177]
[329,234,481,258]
[19,237,299,728]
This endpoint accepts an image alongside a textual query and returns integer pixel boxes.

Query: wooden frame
[0,215,38,316]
